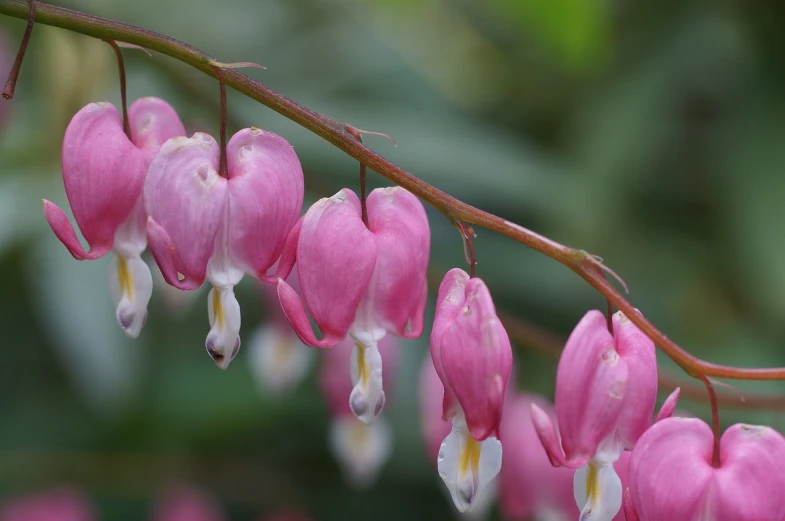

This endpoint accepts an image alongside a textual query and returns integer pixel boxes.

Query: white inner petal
[205,286,242,369]
[248,323,313,394]
[328,415,393,489]
[108,254,152,339]
[573,459,622,521]
[437,412,502,513]
[349,341,385,425]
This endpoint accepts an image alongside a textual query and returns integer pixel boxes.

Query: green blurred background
[1,0,785,519]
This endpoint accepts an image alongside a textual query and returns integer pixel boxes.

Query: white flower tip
[329,415,393,489]
[109,255,153,339]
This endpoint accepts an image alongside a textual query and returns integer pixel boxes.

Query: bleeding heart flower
[319,335,398,488]
[152,486,226,521]
[500,394,578,521]
[0,487,96,521]
[429,268,512,513]
[624,418,785,521]
[278,186,429,424]
[145,127,304,369]
[531,310,680,521]
[43,98,185,338]
[248,269,313,395]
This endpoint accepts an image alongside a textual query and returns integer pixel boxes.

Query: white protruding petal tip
[349,342,385,424]
[574,460,622,521]
[248,323,313,394]
[206,286,241,369]
[328,415,393,489]
[109,255,153,338]
[437,413,502,513]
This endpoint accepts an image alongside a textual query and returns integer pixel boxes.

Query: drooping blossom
[152,486,226,521]
[499,394,578,521]
[0,487,96,521]
[278,187,429,423]
[319,335,399,488]
[531,310,680,521]
[43,98,185,338]
[429,268,513,513]
[248,269,313,395]
[624,417,785,521]
[145,128,304,368]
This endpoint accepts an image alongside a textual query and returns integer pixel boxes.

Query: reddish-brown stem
[699,375,722,467]
[2,0,34,99]
[605,297,613,334]
[346,126,368,226]
[212,65,228,178]
[495,306,785,411]
[105,39,130,139]
[3,0,785,381]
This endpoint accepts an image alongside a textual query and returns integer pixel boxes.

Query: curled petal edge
[259,217,302,285]
[622,487,639,521]
[43,200,111,260]
[654,388,680,423]
[276,279,343,348]
[146,217,203,291]
[530,403,586,469]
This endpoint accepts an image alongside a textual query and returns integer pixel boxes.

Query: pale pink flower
[43,99,185,337]
[152,486,226,521]
[0,487,96,521]
[429,268,512,513]
[531,310,679,521]
[145,128,304,368]
[624,417,785,521]
[279,186,429,423]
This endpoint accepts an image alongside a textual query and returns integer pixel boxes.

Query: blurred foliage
[1,0,785,519]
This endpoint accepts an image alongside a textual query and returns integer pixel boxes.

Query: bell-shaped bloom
[152,486,226,521]
[531,310,680,521]
[43,98,185,338]
[624,417,785,521]
[145,128,304,369]
[248,271,313,395]
[279,186,429,423]
[0,487,96,521]
[429,268,512,513]
[319,335,398,488]
[500,394,578,521]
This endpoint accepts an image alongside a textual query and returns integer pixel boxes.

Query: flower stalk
[2,0,785,381]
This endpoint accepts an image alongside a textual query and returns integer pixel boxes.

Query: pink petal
[622,488,639,521]
[612,311,658,449]
[128,97,186,160]
[363,187,430,338]
[42,200,111,260]
[277,278,344,347]
[225,128,304,278]
[501,395,577,520]
[429,268,470,419]
[58,102,146,256]
[555,310,627,463]
[144,133,228,288]
[654,388,680,423]
[530,402,572,468]
[438,278,512,440]
[260,216,302,284]
[627,417,715,520]
[152,486,226,521]
[293,189,377,345]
